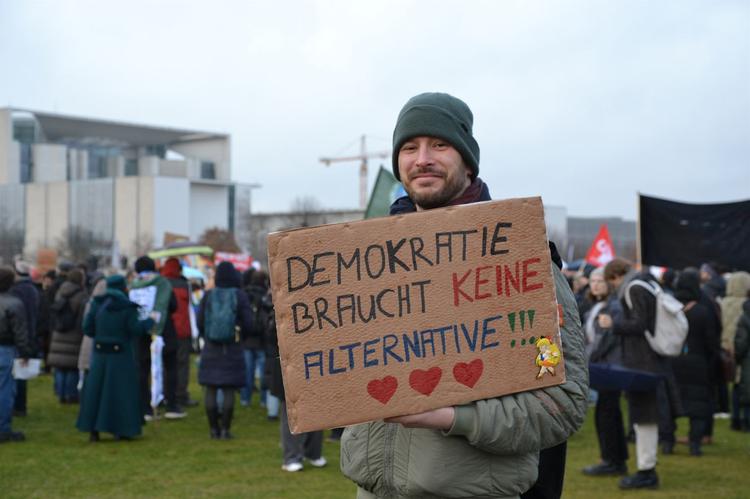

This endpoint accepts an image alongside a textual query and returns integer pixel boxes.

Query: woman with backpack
[48,269,88,404]
[197,262,252,439]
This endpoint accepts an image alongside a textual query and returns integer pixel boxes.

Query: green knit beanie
[392,92,480,180]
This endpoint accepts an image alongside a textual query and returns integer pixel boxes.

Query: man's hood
[726,271,750,299]
[56,280,82,300]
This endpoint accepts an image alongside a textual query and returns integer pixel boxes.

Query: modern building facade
[0,108,254,264]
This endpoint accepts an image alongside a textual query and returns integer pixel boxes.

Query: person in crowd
[10,260,40,417]
[47,268,88,404]
[77,277,108,388]
[582,267,629,476]
[669,269,719,456]
[160,258,198,408]
[340,92,588,499]
[700,262,726,302]
[130,256,181,420]
[262,289,280,421]
[240,269,269,408]
[600,258,682,489]
[0,266,33,443]
[197,261,252,439]
[720,271,750,431]
[76,275,155,442]
[265,291,326,472]
[574,264,596,321]
[660,268,678,296]
[732,290,750,432]
[32,271,54,373]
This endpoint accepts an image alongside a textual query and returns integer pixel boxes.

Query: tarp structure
[148,241,214,260]
[639,194,750,271]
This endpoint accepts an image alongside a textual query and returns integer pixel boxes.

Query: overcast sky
[1,0,748,219]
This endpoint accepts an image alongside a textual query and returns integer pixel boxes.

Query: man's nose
[415,144,433,166]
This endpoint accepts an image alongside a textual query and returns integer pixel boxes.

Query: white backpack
[625,279,689,357]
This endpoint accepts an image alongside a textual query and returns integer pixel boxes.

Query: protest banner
[267,196,564,433]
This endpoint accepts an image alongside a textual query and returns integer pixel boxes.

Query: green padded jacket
[340,264,589,499]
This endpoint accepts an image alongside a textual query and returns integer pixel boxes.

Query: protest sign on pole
[267,197,564,433]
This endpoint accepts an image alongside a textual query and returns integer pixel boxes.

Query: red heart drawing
[367,376,398,404]
[409,367,442,396]
[453,359,484,388]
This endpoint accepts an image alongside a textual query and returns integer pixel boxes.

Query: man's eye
[434,142,448,149]
[401,144,417,152]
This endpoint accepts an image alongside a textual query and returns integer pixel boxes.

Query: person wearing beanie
[341,93,588,498]
[197,262,253,439]
[666,269,719,456]
[160,258,199,408]
[76,273,156,442]
[129,256,183,420]
[47,269,88,404]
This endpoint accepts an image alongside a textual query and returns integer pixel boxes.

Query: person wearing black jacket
[601,258,682,490]
[240,270,269,408]
[670,269,719,456]
[197,262,253,439]
[11,261,40,415]
[0,266,34,443]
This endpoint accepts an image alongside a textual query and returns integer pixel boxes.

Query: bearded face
[397,137,472,210]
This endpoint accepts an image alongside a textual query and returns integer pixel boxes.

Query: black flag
[639,194,750,271]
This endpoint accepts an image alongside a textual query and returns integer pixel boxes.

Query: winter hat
[106,274,128,293]
[215,261,240,288]
[392,92,480,180]
[160,257,182,279]
[134,256,156,273]
[674,269,701,304]
[14,260,31,277]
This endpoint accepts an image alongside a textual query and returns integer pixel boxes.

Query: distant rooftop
[4,107,227,147]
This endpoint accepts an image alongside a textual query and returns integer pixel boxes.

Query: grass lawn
[2,367,749,498]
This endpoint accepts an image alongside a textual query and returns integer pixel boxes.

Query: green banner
[365,167,404,219]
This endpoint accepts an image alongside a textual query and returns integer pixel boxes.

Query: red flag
[585,224,616,267]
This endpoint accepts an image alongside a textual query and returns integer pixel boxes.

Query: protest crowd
[1,92,748,498]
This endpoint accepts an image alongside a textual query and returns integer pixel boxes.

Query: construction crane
[319,135,390,210]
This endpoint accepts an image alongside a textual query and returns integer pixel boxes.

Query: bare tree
[199,227,241,253]
[0,215,24,265]
[132,232,155,257]
[290,196,324,228]
[56,225,111,263]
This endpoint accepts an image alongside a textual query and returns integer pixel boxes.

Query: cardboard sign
[267,197,564,433]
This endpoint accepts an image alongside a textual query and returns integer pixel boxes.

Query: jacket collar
[389,177,490,214]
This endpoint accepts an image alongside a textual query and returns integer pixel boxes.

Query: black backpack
[50,297,77,332]
[246,287,268,338]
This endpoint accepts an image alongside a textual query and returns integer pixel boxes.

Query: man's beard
[405,169,468,210]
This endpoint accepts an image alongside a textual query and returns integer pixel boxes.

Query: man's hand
[19,358,29,367]
[597,313,613,329]
[384,407,455,430]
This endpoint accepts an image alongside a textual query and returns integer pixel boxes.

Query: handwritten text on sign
[267,197,564,433]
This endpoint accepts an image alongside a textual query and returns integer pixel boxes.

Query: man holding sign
[339,93,588,498]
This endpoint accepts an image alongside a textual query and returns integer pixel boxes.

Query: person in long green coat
[76,275,154,441]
